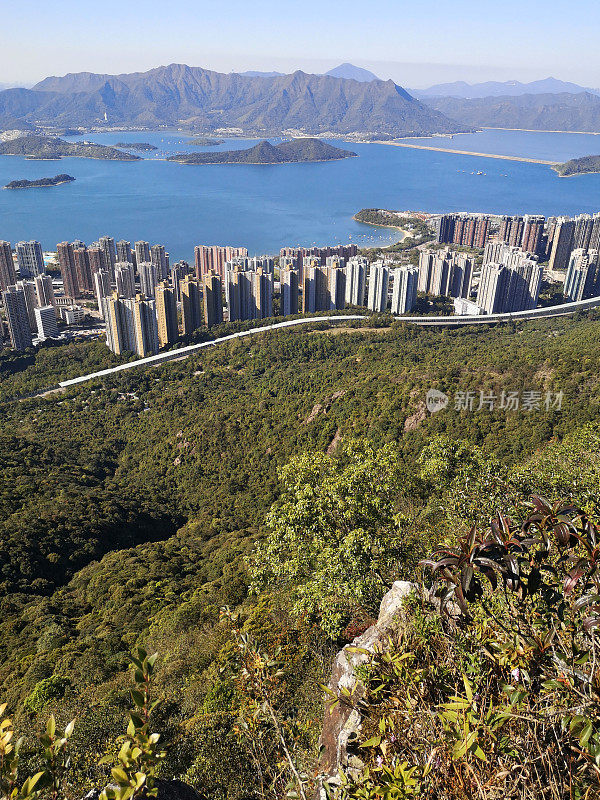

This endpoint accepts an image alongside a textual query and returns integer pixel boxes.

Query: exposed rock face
[316,581,416,797]
[403,400,427,432]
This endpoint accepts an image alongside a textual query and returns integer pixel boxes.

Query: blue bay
[0,129,599,261]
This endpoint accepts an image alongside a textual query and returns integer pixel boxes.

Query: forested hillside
[1,314,600,798]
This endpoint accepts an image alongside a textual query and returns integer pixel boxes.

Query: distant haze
[1,0,599,88]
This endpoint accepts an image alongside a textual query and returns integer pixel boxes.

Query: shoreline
[0,153,139,163]
[352,216,410,237]
[3,178,75,189]
[555,170,600,178]
[371,140,558,165]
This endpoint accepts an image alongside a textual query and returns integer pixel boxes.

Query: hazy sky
[2,0,599,88]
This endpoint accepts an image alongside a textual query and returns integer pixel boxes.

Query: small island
[0,135,141,161]
[167,138,357,165]
[553,154,600,177]
[3,174,75,189]
[185,137,223,146]
[115,142,158,151]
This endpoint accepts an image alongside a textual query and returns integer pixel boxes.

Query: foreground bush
[325,497,600,800]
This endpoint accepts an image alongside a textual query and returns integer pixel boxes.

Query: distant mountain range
[241,64,379,82]
[0,63,465,137]
[167,138,356,164]
[411,77,600,99]
[422,92,600,132]
[4,63,600,137]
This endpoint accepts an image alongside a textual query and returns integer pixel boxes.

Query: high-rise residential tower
[115,262,136,299]
[202,273,223,327]
[116,240,133,264]
[367,263,389,312]
[16,241,44,278]
[103,293,136,355]
[94,271,112,318]
[73,247,94,293]
[57,242,80,299]
[327,266,346,311]
[180,276,203,334]
[132,296,159,356]
[155,283,178,346]
[280,269,299,316]
[345,257,368,307]
[98,236,116,279]
[0,242,16,291]
[150,244,169,281]
[34,306,59,340]
[138,262,157,298]
[391,267,419,314]
[2,286,33,350]
[549,218,575,271]
[16,280,39,330]
[88,246,107,275]
[35,274,55,308]
[564,249,599,301]
[135,241,151,266]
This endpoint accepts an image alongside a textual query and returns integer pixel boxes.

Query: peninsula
[354,208,412,230]
[553,154,600,176]
[167,138,357,165]
[3,173,75,189]
[115,142,158,151]
[0,135,141,161]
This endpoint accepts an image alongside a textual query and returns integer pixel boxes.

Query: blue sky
[2,0,600,88]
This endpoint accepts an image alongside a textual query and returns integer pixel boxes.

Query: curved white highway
[58,295,600,389]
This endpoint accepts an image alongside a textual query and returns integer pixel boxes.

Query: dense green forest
[1,313,600,798]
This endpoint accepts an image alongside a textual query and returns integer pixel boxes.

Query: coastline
[554,170,600,178]
[370,140,558,165]
[353,216,409,238]
[0,153,139,163]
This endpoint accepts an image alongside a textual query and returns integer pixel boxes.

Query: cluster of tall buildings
[13,207,600,356]
[434,211,600,277]
[417,249,474,299]
[194,245,249,281]
[498,215,546,256]
[0,240,45,292]
[100,270,226,357]
[1,272,58,350]
[547,213,600,272]
[433,214,490,249]
[563,249,600,302]
[477,244,543,314]
[56,237,173,300]
[103,248,423,356]
[417,242,543,315]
